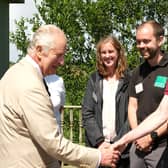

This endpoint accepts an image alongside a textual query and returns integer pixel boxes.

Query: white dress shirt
[102,79,119,142]
[45,74,65,132]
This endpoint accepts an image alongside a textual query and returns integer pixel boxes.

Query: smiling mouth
[140,49,148,54]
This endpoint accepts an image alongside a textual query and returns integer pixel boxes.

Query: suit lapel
[43,79,51,96]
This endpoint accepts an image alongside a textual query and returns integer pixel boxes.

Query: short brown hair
[136,20,164,38]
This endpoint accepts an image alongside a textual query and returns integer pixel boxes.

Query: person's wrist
[150,131,158,143]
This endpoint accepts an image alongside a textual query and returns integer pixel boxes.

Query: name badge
[135,82,143,94]
[154,75,167,88]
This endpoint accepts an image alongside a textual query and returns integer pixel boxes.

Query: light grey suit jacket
[0,57,99,168]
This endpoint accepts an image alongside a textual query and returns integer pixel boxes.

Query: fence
[61,105,84,145]
[61,105,84,168]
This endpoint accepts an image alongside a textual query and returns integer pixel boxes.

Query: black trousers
[99,157,130,168]
[157,146,168,168]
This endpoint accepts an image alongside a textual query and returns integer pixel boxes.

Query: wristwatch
[150,131,158,142]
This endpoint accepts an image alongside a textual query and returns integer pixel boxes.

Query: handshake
[98,138,127,168]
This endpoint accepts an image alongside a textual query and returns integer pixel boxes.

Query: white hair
[27,25,66,54]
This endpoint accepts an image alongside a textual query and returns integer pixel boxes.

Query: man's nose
[137,41,145,48]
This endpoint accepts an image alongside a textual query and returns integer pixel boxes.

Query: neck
[106,73,118,81]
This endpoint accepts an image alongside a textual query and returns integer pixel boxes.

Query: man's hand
[99,144,120,167]
[135,134,153,152]
[112,138,128,153]
[98,141,111,150]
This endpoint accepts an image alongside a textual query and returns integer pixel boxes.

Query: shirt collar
[25,55,43,78]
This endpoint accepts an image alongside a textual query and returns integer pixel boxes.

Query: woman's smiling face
[100,42,119,70]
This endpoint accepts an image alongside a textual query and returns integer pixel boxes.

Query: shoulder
[119,70,131,89]
[161,52,168,66]
[121,69,132,83]
[13,60,44,90]
[130,62,146,77]
[89,71,102,82]
[123,69,132,78]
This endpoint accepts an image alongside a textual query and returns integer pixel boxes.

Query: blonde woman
[82,35,131,168]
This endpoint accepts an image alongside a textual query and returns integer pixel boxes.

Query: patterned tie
[43,79,51,96]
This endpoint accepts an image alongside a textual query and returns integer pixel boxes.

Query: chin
[143,55,149,59]
[45,70,55,75]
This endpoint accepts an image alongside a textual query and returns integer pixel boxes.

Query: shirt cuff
[96,150,101,167]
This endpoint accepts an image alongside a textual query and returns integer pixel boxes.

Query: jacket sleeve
[19,80,100,168]
[82,74,104,147]
[113,71,132,156]
[114,70,132,141]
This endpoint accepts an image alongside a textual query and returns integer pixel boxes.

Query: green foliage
[10,17,29,59]
[10,0,168,105]
[10,0,168,143]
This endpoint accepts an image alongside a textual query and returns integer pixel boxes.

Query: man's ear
[158,36,165,46]
[36,45,43,60]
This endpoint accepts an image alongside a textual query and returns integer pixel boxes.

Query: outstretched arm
[113,94,168,152]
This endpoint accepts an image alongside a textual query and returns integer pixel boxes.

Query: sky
[9,0,38,62]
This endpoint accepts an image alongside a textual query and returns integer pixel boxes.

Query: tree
[10,0,168,106]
